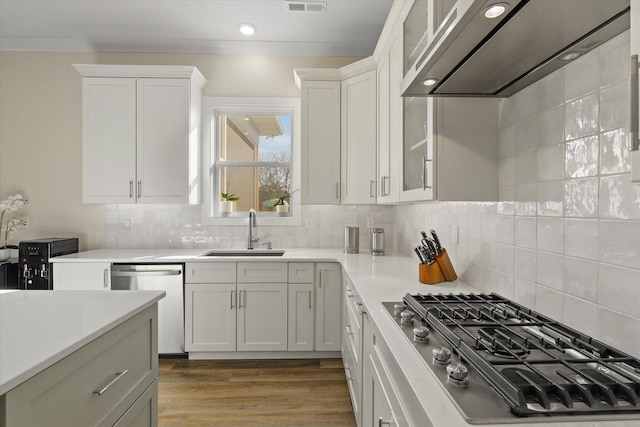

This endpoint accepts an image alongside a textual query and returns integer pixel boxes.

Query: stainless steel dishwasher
[111,264,184,354]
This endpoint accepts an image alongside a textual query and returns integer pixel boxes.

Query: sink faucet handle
[261,241,272,250]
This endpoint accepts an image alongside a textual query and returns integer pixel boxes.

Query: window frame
[201,97,301,226]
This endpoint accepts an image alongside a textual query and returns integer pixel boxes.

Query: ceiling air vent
[285,1,327,13]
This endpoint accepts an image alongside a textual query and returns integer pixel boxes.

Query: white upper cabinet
[377,29,402,204]
[74,65,207,204]
[295,63,378,206]
[296,72,342,204]
[341,64,378,204]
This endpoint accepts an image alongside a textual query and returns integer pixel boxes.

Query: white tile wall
[395,32,640,358]
[104,204,396,252]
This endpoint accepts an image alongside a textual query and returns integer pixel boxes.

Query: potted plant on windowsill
[220,193,239,217]
[263,189,298,216]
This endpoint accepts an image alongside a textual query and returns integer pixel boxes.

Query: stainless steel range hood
[401,0,630,98]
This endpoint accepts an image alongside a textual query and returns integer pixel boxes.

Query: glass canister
[370,228,385,256]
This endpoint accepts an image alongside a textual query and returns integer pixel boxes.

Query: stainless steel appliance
[19,238,79,290]
[384,293,640,424]
[401,0,630,97]
[111,264,184,355]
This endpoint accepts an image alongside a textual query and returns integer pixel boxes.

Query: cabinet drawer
[186,262,236,283]
[288,262,314,283]
[237,262,287,283]
[3,306,156,427]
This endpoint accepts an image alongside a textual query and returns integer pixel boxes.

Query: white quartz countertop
[0,290,165,395]
[49,248,639,426]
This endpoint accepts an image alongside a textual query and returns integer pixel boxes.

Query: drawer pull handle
[94,370,128,395]
[356,302,366,315]
[345,324,354,335]
[308,290,312,309]
[378,418,392,427]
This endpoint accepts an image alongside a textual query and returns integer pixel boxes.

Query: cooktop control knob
[413,326,430,343]
[432,346,452,366]
[447,363,469,388]
[400,310,415,325]
[393,304,407,317]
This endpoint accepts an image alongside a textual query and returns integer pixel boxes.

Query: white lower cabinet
[237,283,288,351]
[1,306,158,427]
[53,262,111,290]
[342,277,365,427]
[288,283,314,351]
[185,262,341,355]
[315,263,342,351]
[184,282,236,352]
[362,315,397,427]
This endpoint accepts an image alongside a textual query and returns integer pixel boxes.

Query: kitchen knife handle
[631,55,639,152]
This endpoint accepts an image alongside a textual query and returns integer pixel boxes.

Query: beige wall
[0,51,359,250]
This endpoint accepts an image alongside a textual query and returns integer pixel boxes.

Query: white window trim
[200,97,301,226]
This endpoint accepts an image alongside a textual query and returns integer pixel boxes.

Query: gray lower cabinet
[1,306,158,427]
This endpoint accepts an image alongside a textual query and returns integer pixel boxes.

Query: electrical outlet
[366,218,374,228]
[16,216,29,228]
[305,218,317,228]
[451,224,459,244]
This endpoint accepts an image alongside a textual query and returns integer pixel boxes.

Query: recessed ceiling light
[484,3,509,19]
[423,78,438,86]
[559,51,582,61]
[239,23,256,36]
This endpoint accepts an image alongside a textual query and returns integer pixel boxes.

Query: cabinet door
[341,69,378,204]
[400,96,435,202]
[184,283,236,352]
[237,283,288,351]
[363,356,395,427]
[301,80,341,204]
[288,283,314,351]
[136,78,190,204]
[82,78,136,204]
[52,262,111,290]
[315,263,342,351]
[378,34,401,204]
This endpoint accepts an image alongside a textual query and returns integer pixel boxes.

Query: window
[202,97,301,225]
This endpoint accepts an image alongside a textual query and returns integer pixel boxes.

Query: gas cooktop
[384,293,640,424]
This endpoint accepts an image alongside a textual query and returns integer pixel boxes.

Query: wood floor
[158,358,357,427]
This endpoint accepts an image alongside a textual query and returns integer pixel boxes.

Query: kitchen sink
[203,249,285,257]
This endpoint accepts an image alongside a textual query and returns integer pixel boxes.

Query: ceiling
[0,0,394,57]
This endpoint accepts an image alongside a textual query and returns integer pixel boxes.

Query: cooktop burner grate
[402,293,640,417]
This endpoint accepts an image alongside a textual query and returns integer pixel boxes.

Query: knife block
[418,247,458,285]
[435,248,457,281]
[418,262,445,285]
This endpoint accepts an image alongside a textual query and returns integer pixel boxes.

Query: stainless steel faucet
[247,209,259,249]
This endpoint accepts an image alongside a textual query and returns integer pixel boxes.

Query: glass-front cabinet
[403,0,429,76]
[401,97,434,201]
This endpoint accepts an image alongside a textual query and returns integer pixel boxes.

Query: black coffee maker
[19,238,79,289]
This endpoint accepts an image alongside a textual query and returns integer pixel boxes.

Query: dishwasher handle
[111,270,182,277]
